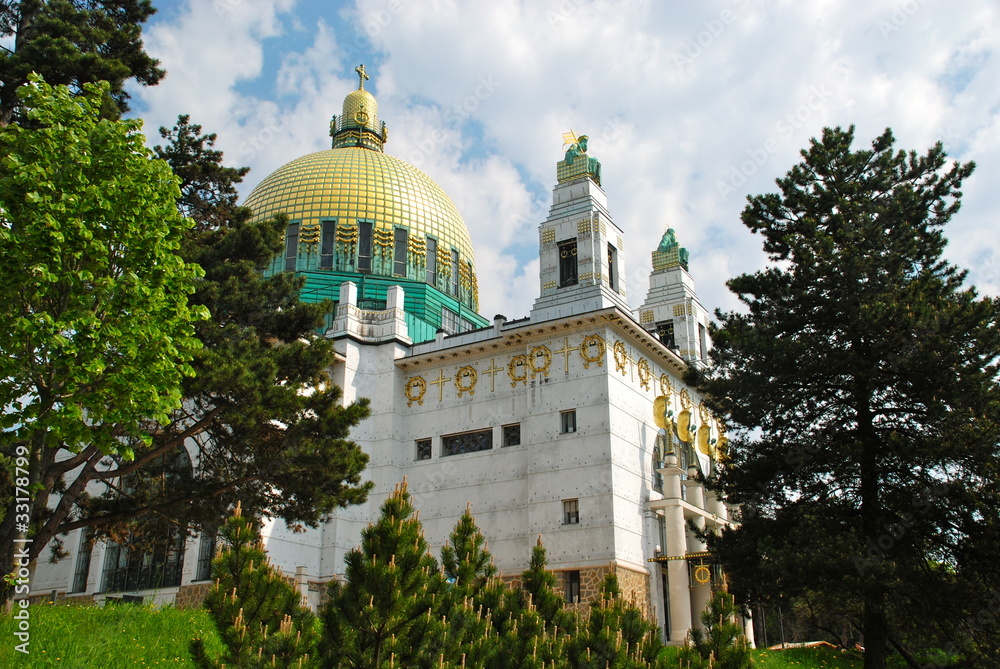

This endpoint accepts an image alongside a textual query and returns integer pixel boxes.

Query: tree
[680,591,753,669]
[0,77,204,596]
[191,502,319,669]
[692,126,1000,669]
[566,573,664,669]
[321,479,446,668]
[0,0,164,123]
[30,115,372,567]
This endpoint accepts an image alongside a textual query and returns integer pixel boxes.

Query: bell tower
[530,133,629,322]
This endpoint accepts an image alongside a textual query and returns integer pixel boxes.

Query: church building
[33,66,749,645]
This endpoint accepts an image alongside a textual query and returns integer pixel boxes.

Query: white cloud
[137,0,1000,324]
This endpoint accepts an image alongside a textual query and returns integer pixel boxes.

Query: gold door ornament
[507,355,527,387]
[455,365,478,397]
[405,376,427,406]
[693,564,712,585]
[528,345,552,377]
[579,334,606,368]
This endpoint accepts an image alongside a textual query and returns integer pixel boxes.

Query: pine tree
[322,479,445,668]
[190,503,319,669]
[0,1,164,123]
[520,536,576,636]
[692,126,1000,669]
[566,573,664,669]
[680,591,753,669]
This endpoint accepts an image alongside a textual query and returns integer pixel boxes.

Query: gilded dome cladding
[244,147,477,272]
[342,89,379,133]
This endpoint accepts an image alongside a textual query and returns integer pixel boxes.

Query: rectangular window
[71,529,93,593]
[502,424,521,447]
[101,530,186,594]
[416,439,432,461]
[450,249,460,296]
[196,533,217,582]
[565,570,581,604]
[558,239,578,287]
[563,499,580,525]
[393,227,408,277]
[607,243,617,290]
[358,221,373,272]
[284,222,299,271]
[656,321,676,349]
[426,237,438,286]
[320,220,335,269]
[441,307,460,334]
[699,323,708,359]
[560,409,577,434]
[442,428,493,457]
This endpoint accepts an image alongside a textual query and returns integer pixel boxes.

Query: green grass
[3,604,916,668]
[0,602,222,668]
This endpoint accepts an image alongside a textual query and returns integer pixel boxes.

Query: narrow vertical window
[358,221,373,272]
[393,227,408,277]
[451,249,460,296]
[196,533,217,581]
[71,529,93,593]
[563,499,580,524]
[560,409,577,434]
[699,323,708,359]
[607,243,618,290]
[558,239,578,287]
[284,222,299,271]
[565,570,581,603]
[426,237,438,286]
[320,220,335,269]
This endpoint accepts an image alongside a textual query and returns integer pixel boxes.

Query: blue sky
[132,0,1000,320]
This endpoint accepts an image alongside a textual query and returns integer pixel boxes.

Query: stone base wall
[500,563,652,619]
[175,582,213,609]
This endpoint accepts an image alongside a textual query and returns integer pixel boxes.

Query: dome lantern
[330,64,388,151]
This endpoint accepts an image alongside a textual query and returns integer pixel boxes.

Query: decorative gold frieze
[613,340,629,375]
[507,355,527,387]
[640,310,654,324]
[455,365,478,397]
[528,345,552,377]
[405,376,427,406]
[637,358,652,390]
[579,334,606,369]
[541,228,556,244]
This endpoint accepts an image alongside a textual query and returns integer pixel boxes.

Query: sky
[130,0,1000,321]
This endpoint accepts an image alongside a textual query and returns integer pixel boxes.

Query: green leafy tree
[566,573,664,669]
[680,591,753,669]
[28,116,372,568]
[0,0,164,123]
[0,76,204,595]
[322,479,446,668]
[191,502,319,669]
[692,126,1000,669]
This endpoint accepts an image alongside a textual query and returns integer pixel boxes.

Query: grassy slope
[2,604,906,668]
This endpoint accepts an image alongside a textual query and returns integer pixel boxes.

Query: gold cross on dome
[355,64,369,90]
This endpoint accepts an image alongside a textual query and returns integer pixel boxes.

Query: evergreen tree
[692,126,1000,669]
[566,573,664,669]
[191,502,319,669]
[0,0,164,123]
[322,480,446,668]
[520,535,576,636]
[680,591,753,669]
[30,116,372,562]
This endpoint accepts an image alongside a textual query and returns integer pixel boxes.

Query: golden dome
[244,146,478,295]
